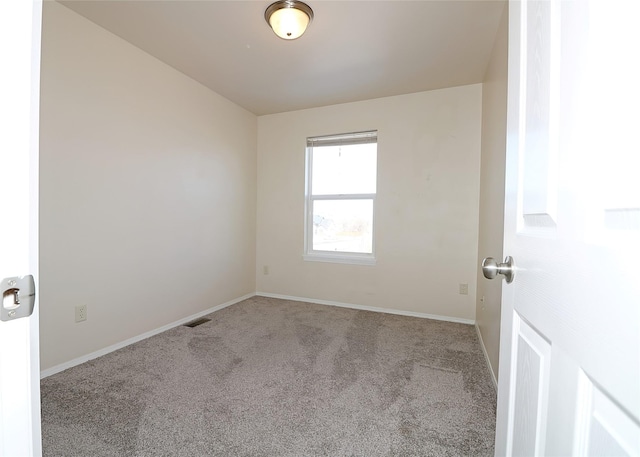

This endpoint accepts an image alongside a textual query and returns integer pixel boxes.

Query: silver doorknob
[482,256,516,284]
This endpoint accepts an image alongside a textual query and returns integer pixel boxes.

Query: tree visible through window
[305,131,377,264]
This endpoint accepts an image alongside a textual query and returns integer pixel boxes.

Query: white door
[0,0,43,456]
[492,0,640,455]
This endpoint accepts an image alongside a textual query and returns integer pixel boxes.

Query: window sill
[303,253,376,266]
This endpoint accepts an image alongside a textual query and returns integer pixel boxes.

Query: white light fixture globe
[265,0,314,40]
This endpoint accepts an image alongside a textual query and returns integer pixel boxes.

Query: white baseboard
[40,292,254,379]
[475,323,498,390]
[256,292,475,325]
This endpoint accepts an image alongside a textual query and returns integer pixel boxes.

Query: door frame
[0,0,42,455]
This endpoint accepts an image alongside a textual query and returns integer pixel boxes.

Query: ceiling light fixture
[265,0,314,40]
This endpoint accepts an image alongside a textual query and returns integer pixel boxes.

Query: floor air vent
[184,318,211,328]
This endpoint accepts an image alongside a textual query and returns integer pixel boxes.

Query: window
[304,130,377,265]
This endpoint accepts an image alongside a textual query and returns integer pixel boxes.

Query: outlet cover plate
[75,305,87,322]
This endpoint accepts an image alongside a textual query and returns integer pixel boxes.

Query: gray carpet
[41,296,496,456]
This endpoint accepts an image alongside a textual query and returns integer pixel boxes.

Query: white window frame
[304,130,377,265]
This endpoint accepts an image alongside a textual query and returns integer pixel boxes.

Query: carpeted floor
[41,296,497,456]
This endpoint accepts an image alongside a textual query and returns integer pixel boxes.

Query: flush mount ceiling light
[265,0,314,40]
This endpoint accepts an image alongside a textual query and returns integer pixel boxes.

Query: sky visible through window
[312,143,376,195]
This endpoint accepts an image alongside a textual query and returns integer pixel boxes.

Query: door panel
[496,0,640,455]
[509,314,551,456]
[575,372,640,456]
[521,0,559,231]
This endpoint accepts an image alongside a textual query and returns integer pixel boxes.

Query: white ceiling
[57,0,506,116]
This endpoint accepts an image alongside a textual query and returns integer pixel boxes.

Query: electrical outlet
[263,265,269,275]
[75,305,87,323]
[459,283,468,295]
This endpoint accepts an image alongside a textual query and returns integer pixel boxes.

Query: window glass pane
[312,199,373,254]
[311,143,377,195]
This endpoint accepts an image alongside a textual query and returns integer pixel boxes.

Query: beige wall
[257,86,482,321]
[39,2,257,371]
[476,4,509,382]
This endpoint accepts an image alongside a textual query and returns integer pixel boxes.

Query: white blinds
[307,130,377,148]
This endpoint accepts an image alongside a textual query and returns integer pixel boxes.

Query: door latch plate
[1,275,36,322]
